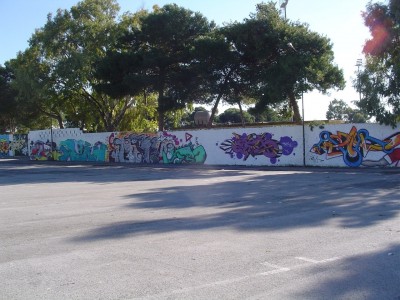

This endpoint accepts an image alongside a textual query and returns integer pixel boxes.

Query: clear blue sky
[0,0,371,120]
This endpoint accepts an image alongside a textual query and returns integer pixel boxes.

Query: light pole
[301,85,305,167]
[49,117,54,161]
[287,41,306,166]
[356,58,362,101]
[280,0,289,20]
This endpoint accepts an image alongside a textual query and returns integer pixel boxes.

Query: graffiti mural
[107,132,207,164]
[30,139,107,161]
[9,134,28,156]
[30,140,53,160]
[108,132,160,163]
[0,135,10,157]
[27,131,207,164]
[219,132,298,164]
[58,139,107,162]
[159,132,207,164]
[310,126,400,167]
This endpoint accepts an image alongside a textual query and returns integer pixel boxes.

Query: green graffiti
[59,139,107,161]
[162,142,206,164]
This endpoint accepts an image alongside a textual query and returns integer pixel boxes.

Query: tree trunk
[207,93,223,128]
[56,115,64,129]
[207,70,233,128]
[288,91,302,123]
[158,109,165,132]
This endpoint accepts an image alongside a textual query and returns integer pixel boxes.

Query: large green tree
[356,0,400,126]
[96,4,215,131]
[11,0,134,131]
[217,108,255,124]
[326,99,369,123]
[223,3,345,123]
[191,29,253,128]
[0,65,18,132]
[0,63,46,132]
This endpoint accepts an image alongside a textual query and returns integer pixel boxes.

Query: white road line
[260,268,291,276]
[295,256,341,264]
[138,257,342,299]
[259,261,290,275]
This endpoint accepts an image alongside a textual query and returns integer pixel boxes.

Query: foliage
[10,0,137,132]
[356,0,400,126]
[326,99,369,123]
[5,1,347,132]
[222,3,345,123]
[248,103,293,122]
[191,28,251,127]
[0,65,18,132]
[0,63,47,132]
[95,4,215,131]
[117,92,158,132]
[217,108,255,124]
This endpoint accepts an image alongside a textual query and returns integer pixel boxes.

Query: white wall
[306,123,400,167]
[25,123,400,167]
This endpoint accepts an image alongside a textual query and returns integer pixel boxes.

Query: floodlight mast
[280,0,289,20]
[356,58,363,101]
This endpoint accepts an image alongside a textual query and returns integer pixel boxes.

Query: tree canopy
[221,3,345,123]
[0,65,18,132]
[3,0,346,132]
[326,99,369,123]
[95,4,215,131]
[356,0,400,126]
[9,0,136,132]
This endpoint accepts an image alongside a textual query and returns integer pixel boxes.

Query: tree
[0,65,18,132]
[356,0,400,126]
[326,99,368,123]
[96,4,215,131]
[0,63,47,132]
[191,28,253,128]
[224,3,345,123]
[248,103,292,122]
[11,0,134,131]
[117,92,158,132]
[217,108,255,124]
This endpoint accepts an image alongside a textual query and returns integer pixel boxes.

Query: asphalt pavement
[0,160,399,299]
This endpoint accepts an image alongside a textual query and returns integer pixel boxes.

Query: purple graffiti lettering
[220,132,298,164]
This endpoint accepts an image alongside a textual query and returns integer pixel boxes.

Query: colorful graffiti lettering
[108,133,160,163]
[160,132,207,164]
[59,139,107,161]
[30,140,52,160]
[161,142,207,164]
[9,134,28,156]
[27,131,206,164]
[0,136,10,157]
[30,139,107,161]
[310,126,400,167]
[220,132,298,164]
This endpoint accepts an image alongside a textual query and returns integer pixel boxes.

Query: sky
[0,0,372,120]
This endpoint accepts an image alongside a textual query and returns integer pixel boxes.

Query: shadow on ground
[68,169,400,241]
[293,244,400,299]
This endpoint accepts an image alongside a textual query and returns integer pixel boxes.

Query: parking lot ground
[0,161,399,299]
